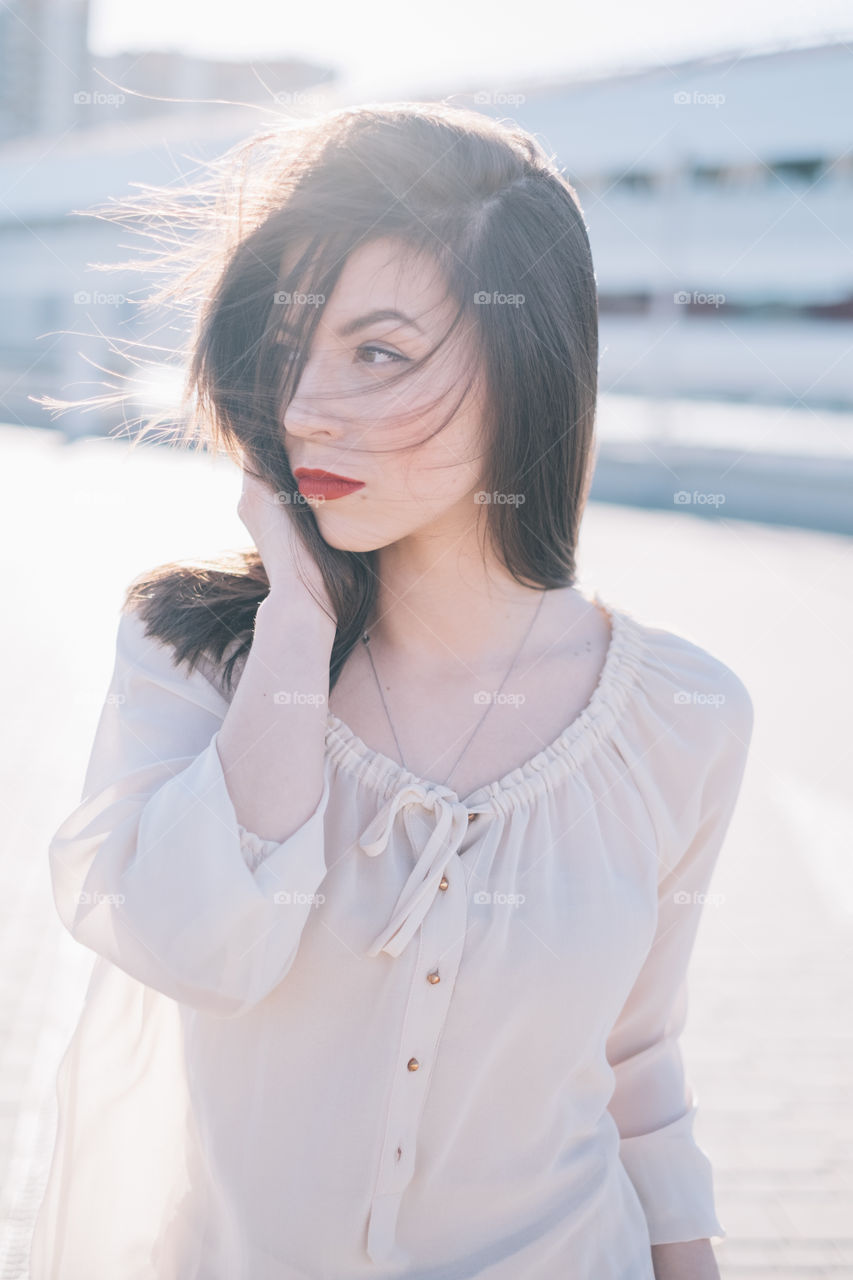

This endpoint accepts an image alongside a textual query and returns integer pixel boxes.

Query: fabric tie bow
[359,783,472,958]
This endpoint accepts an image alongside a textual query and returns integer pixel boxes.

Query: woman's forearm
[651,1238,720,1280]
[215,592,336,842]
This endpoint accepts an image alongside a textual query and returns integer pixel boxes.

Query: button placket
[365,856,469,1265]
[459,806,486,853]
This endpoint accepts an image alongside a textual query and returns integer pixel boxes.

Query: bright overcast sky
[90,0,853,101]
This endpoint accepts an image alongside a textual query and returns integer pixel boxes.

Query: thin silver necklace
[361,590,548,791]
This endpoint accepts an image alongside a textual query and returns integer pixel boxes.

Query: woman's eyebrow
[337,309,424,337]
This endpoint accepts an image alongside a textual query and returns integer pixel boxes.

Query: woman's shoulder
[110,604,235,717]
[610,599,754,744]
[107,597,248,730]
[602,601,754,864]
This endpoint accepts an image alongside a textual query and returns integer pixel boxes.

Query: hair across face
[278,236,490,555]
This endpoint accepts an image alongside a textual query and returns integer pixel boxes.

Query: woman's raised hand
[237,469,336,625]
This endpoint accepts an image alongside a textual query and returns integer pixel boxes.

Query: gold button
[407,1057,420,1071]
[427,970,440,984]
[467,812,476,822]
[439,875,449,891]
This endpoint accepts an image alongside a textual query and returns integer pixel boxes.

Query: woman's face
[280,237,487,553]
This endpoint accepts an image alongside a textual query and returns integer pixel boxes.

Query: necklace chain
[361,590,548,791]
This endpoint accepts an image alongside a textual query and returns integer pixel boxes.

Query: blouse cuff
[238,825,295,873]
[617,1103,727,1244]
[211,730,331,885]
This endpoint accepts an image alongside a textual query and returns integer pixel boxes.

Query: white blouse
[29,592,753,1280]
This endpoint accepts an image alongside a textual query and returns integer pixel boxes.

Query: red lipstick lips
[293,467,366,501]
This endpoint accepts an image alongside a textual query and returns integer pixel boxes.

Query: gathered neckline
[323,593,649,815]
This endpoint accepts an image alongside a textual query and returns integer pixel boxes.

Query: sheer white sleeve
[48,608,331,1018]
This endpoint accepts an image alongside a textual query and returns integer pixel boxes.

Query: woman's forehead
[279,237,450,320]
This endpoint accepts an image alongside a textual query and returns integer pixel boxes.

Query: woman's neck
[371,538,578,674]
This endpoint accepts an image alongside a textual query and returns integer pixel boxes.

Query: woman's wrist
[256,587,337,641]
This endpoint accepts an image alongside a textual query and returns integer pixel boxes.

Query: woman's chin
[311,503,413,553]
[317,525,402,554]
[313,520,385,553]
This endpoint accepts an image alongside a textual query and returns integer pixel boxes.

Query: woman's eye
[273,333,406,366]
[356,344,406,365]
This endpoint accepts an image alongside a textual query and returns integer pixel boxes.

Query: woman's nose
[282,392,344,440]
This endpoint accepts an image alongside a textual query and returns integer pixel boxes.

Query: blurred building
[0,0,333,142]
[0,37,850,437]
[479,39,853,406]
[0,0,91,141]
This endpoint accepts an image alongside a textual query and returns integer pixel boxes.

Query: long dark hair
[42,101,599,696]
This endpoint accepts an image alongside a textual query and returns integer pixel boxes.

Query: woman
[30,102,751,1279]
